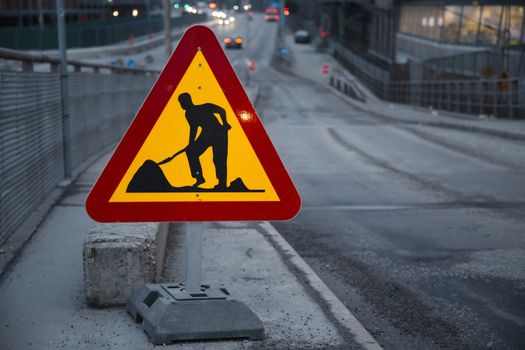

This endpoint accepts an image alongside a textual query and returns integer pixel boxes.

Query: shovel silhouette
[158,147,187,165]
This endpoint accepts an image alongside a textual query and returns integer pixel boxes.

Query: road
[107,13,525,349]
[253,30,525,350]
[83,13,274,82]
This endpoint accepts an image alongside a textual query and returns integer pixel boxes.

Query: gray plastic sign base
[127,283,265,345]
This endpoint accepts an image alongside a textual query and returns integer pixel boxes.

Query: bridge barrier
[0,48,159,245]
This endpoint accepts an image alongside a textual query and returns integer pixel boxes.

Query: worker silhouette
[178,92,231,190]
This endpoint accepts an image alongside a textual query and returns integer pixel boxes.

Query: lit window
[507,6,524,45]
[478,6,502,45]
[442,6,461,43]
[460,6,481,44]
[400,5,442,40]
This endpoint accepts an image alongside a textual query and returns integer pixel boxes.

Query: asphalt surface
[261,33,525,349]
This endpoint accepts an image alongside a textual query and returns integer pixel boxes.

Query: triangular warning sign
[86,25,301,222]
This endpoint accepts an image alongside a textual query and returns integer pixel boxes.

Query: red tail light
[224,38,232,44]
[234,38,243,44]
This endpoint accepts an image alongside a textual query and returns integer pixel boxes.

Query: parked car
[224,36,243,49]
[294,30,311,44]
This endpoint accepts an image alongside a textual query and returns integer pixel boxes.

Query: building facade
[397,1,524,61]
[319,0,524,70]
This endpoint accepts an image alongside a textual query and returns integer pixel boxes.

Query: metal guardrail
[388,78,524,119]
[330,40,390,98]
[0,49,159,245]
[0,47,159,74]
[329,67,366,102]
[330,40,524,118]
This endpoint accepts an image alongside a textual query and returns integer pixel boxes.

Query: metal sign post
[184,222,203,294]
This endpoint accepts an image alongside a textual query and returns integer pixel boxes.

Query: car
[294,30,311,44]
[265,7,279,22]
[218,15,235,25]
[224,36,243,49]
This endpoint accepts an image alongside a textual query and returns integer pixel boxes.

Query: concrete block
[83,222,168,307]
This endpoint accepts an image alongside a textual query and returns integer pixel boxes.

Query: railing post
[455,81,459,112]
[446,81,450,111]
[493,79,498,118]
[22,61,34,72]
[417,82,422,106]
[57,0,72,178]
[509,78,514,119]
[466,82,471,114]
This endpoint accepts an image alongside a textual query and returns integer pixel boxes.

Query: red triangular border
[86,25,301,222]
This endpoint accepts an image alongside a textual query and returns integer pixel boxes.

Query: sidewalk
[285,35,525,140]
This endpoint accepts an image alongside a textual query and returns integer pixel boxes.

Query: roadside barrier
[329,40,524,119]
[0,48,159,245]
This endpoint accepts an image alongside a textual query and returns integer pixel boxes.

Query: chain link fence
[0,55,157,245]
[0,71,64,244]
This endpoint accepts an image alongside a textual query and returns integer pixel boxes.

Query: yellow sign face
[110,50,278,202]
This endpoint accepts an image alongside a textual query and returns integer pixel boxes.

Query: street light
[132,9,139,17]
[112,10,119,17]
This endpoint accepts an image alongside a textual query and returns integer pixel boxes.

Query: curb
[259,222,383,350]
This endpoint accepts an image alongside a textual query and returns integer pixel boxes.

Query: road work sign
[86,25,301,222]
[322,63,330,75]
[247,59,256,72]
